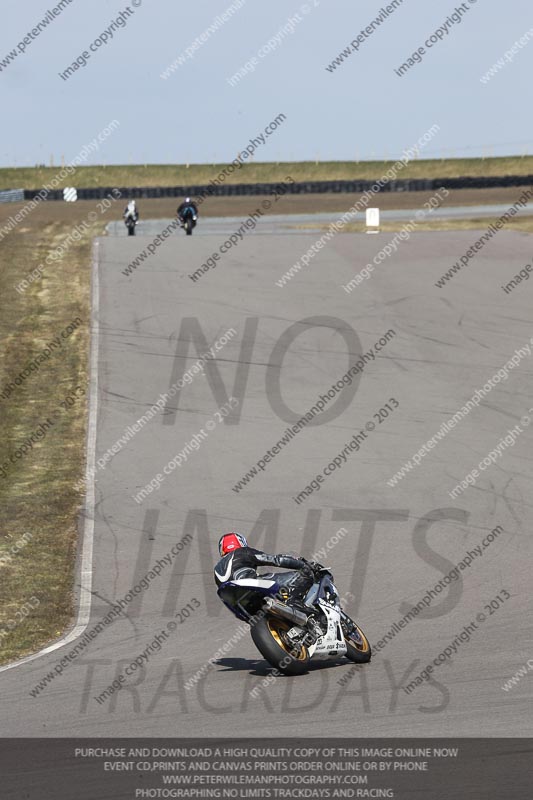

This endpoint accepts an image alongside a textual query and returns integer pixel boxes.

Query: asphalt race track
[1,218,532,737]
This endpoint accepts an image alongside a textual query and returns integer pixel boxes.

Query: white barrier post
[63,187,78,202]
[366,208,380,233]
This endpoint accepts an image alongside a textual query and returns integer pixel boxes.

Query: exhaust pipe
[264,598,308,626]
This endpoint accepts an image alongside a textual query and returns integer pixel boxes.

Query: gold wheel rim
[267,618,307,661]
[345,623,370,653]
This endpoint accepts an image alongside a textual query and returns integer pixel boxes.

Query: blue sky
[1,0,532,166]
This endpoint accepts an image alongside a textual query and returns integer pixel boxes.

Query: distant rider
[123,200,139,222]
[214,532,322,620]
[177,197,198,225]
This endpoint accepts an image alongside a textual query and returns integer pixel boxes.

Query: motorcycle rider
[177,196,198,225]
[214,533,323,636]
[123,199,139,223]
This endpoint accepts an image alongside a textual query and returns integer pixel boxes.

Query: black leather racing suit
[213,547,313,605]
[177,200,198,221]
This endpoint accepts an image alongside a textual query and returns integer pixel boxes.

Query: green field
[1,155,533,190]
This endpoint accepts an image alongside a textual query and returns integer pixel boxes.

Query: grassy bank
[1,155,533,191]
[0,206,107,665]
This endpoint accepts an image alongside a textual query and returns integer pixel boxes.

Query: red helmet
[218,532,248,556]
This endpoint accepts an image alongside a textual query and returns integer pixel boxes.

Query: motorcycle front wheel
[341,615,371,663]
[185,220,193,235]
[251,616,309,675]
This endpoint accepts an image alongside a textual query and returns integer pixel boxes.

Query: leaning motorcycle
[217,563,371,675]
[180,206,197,235]
[124,215,137,236]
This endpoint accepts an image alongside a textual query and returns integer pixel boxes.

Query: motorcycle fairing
[306,599,348,659]
[304,573,348,659]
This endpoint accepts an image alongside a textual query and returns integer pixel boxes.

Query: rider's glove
[307,560,325,573]
[299,559,314,578]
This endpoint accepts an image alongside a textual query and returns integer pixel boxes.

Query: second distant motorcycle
[177,197,198,236]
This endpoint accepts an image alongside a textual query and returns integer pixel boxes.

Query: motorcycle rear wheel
[251,616,309,675]
[341,615,371,663]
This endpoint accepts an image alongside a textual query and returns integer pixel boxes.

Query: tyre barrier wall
[0,189,25,203]
[19,173,533,202]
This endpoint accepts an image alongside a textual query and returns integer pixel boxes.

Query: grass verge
[0,206,108,666]
[311,215,533,234]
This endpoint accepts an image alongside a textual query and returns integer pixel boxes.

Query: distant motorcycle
[179,206,197,236]
[124,215,137,236]
[217,562,371,675]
